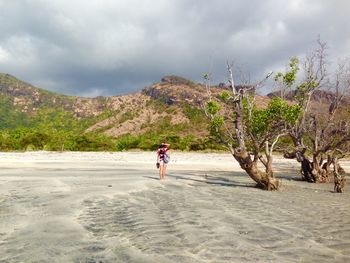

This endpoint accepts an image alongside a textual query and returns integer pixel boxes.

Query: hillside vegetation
[0,74,224,151]
[1,73,348,152]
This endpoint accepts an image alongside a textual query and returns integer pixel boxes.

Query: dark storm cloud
[0,0,349,96]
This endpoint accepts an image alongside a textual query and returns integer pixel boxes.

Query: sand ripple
[79,172,350,263]
[0,153,349,262]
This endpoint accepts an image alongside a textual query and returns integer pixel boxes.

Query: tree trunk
[310,154,329,183]
[300,157,315,182]
[233,149,279,190]
[333,157,346,193]
[228,86,279,191]
[290,153,331,183]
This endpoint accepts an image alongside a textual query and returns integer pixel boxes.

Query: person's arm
[163,143,170,151]
[156,149,160,162]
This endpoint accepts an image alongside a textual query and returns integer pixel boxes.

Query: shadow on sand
[166,171,256,188]
[146,169,311,187]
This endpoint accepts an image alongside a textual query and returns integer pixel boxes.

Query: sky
[0,0,349,97]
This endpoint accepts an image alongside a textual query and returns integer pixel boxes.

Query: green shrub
[115,135,140,151]
[182,103,206,123]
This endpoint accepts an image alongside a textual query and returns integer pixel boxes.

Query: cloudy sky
[0,0,349,97]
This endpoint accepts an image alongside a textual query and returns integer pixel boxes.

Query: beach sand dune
[0,152,349,262]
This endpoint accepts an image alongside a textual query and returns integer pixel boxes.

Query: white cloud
[0,46,10,62]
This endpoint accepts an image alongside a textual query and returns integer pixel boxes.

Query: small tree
[203,65,301,190]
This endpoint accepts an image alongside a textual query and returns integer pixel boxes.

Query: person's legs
[162,164,167,179]
[159,165,163,180]
[159,160,165,180]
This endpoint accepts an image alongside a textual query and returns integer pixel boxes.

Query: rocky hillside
[0,73,280,139]
[2,72,349,152]
[0,74,211,138]
[0,73,109,118]
[3,72,349,139]
[86,76,211,137]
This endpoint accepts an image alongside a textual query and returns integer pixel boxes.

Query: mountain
[0,74,223,151]
[7,73,347,152]
[0,73,109,118]
[0,73,227,134]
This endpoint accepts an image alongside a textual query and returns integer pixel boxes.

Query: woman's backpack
[159,148,170,163]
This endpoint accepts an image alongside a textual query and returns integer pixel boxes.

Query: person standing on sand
[156,143,170,180]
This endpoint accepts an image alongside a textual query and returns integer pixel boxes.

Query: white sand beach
[0,151,349,263]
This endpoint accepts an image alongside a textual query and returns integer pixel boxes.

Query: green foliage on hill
[0,95,30,128]
[0,101,115,151]
[0,128,115,152]
[182,103,206,124]
[0,73,232,152]
[0,98,220,151]
[114,132,224,152]
[0,73,24,87]
[114,104,224,151]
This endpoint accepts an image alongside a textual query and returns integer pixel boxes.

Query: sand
[0,151,349,263]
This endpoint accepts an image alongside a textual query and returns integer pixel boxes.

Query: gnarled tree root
[334,173,346,193]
